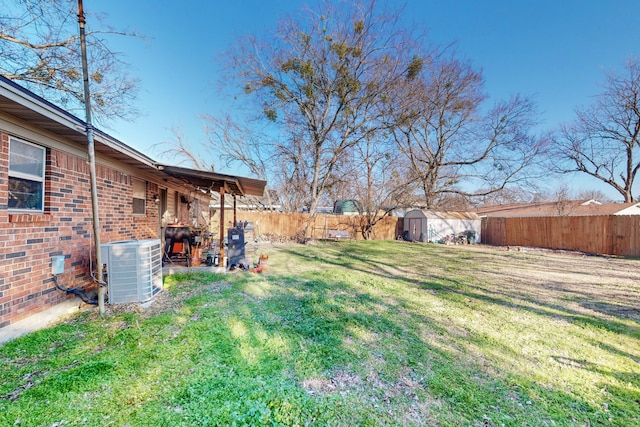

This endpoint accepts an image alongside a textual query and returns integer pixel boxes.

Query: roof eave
[157,164,266,197]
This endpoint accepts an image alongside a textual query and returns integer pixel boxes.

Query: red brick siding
[0,133,161,328]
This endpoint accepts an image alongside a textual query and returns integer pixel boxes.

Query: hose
[53,275,99,305]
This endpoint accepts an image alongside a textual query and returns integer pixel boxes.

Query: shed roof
[405,210,480,220]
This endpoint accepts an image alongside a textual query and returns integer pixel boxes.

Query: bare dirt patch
[449,244,640,321]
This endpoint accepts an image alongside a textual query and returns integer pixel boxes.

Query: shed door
[408,218,421,241]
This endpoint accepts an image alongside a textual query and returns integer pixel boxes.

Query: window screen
[132,179,146,214]
[8,138,45,211]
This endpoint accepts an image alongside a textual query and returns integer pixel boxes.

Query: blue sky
[90,0,640,200]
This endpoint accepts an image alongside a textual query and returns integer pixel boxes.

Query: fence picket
[482,215,639,257]
[226,212,638,257]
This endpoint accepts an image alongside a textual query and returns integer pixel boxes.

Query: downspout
[78,0,105,314]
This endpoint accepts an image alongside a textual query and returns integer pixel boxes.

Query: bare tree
[204,0,546,219]
[272,129,323,213]
[203,115,274,209]
[474,187,536,206]
[388,53,546,209]
[576,189,611,202]
[199,114,313,212]
[0,0,141,124]
[220,0,417,233]
[327,135,399,238]
[551,183,575,216]
[202,115,270,180]
[154,127,214,171]
[552,58,640,202]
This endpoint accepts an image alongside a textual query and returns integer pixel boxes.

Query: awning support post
[219,185,225,262]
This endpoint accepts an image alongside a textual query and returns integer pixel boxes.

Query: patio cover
[156,164,266,262]
[156,165,266,197]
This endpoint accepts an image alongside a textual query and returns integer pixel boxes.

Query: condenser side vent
[101,239,163,304]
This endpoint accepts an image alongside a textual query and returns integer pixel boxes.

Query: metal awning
[157,165,266,197]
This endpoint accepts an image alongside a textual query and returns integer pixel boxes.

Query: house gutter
[0,77,86,131]
[0,79,157,171]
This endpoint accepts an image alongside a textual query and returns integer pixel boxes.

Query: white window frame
[8,137,45,213]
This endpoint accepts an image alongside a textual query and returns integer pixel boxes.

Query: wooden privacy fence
[234,211,402,241]
[481,215,640,257]
[228,212,639,256]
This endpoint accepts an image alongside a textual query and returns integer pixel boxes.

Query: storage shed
[403,210,481,243]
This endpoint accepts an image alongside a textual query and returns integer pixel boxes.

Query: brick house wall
[0,76,249,331]
[0,129,205,329]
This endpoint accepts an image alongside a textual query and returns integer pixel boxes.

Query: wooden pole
[77,0,105,314]
[219,186,225,262]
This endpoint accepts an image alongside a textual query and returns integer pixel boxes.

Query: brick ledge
[9,214,53,223]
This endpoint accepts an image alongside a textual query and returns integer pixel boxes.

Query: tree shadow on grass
[273,242,640,424]
[257,268,640,425]
[280,243,640,339]
[182,272,593,425]
[3,247,640,426]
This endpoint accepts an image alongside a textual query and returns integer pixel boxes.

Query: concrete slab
[0,297,83,346]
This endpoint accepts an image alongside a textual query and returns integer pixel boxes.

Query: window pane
[132,179,146,198]
[9,177,43,210]
[10,139,44,178]
[132,179,146,214]
[133,198,145,214]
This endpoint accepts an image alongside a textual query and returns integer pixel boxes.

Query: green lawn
[1,241,639,426]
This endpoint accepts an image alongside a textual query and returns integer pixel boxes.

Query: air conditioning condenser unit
[101,239,163,304]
